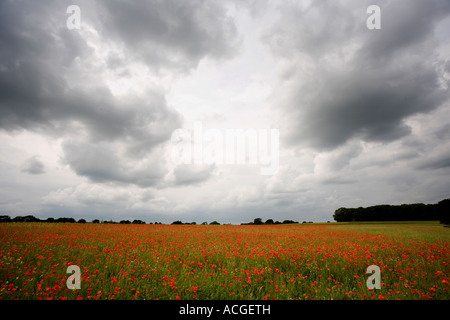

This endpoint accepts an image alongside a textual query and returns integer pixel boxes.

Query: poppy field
[0,222,449,300]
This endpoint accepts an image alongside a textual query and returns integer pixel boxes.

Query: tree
[55,217,76,223]
[92,219,100,224]
[253,218,263,225]
[12,215,41,223]
[438,198,450,226]
[0,215,11,223]
[333,207,349,222]
[333,200,445,222]
[172,220,183,225]
[265,219,274,225]
[209,221,220,225]
[78,219,86,223]
[102,220,116,224]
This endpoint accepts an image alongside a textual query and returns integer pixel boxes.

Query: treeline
[241,218,301,225]
[0,215,308,226]
[0,215,156,224]
[333,198,450,225]
[170,219,304,225]
[171,221,220,225]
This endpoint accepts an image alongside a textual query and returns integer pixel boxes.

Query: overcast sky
[1,0,449,223]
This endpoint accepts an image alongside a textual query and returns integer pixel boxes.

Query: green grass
[334,220,442,225]
[330,221,449,242]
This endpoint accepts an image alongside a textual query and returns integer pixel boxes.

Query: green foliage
[253,218,263,225]
[333,198,449,223]
[438,199,450,226]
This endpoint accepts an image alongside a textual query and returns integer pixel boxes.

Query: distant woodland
[0,216,148,224]
[333,198,449,225]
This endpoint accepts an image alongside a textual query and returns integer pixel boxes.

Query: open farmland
[0,222,449,300]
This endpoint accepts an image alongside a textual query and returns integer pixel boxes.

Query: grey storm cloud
[0,0,240,187]
[21,156,45,175]
[173,164,216,186]
[0,1,181,137]
[416,150,450,171]
[284,64,447,150]
[61,140,168,187]
[95,0,240,72]
[358,0,450,65]
[1,0,449,223]
[266,0,450,151]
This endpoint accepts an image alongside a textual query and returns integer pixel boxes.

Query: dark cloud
[321,177,357,185]
[0,0,240,186]
[93,0,240,73]
[61,140,167,187]
[0,1,187,139]
[316,142,363,172]
[434,123,450,141]
[284,64,446,150]
[358,0,450,65]
[173,164,215,186]
[420,157,450,170]
[263,0,365,60]
[416,149,450,171]
[2,0,449,223]
[21,156,45,175]
[267,0,450,151]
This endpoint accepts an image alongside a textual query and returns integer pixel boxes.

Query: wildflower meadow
[0,222,448,300]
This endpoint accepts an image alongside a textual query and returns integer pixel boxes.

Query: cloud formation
[0,0,449,223]
[0,0,240,188]
[95,0,240,72]
[21,156,45,175]
[267,0,450,150]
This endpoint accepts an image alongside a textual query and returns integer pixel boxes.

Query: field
[0,222,449,300]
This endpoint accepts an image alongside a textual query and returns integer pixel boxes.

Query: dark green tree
[253,218,263,225]
[0,215,11,223]
[438,198,450,226]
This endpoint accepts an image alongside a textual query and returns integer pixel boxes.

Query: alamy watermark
[170,122,279,176]
[65,4,381,32]
[66,5,81,30]
[66,265,81,290]
[367,5,381,30]
[366,265,381,290]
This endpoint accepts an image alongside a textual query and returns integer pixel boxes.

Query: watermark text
[171,122,279,175]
